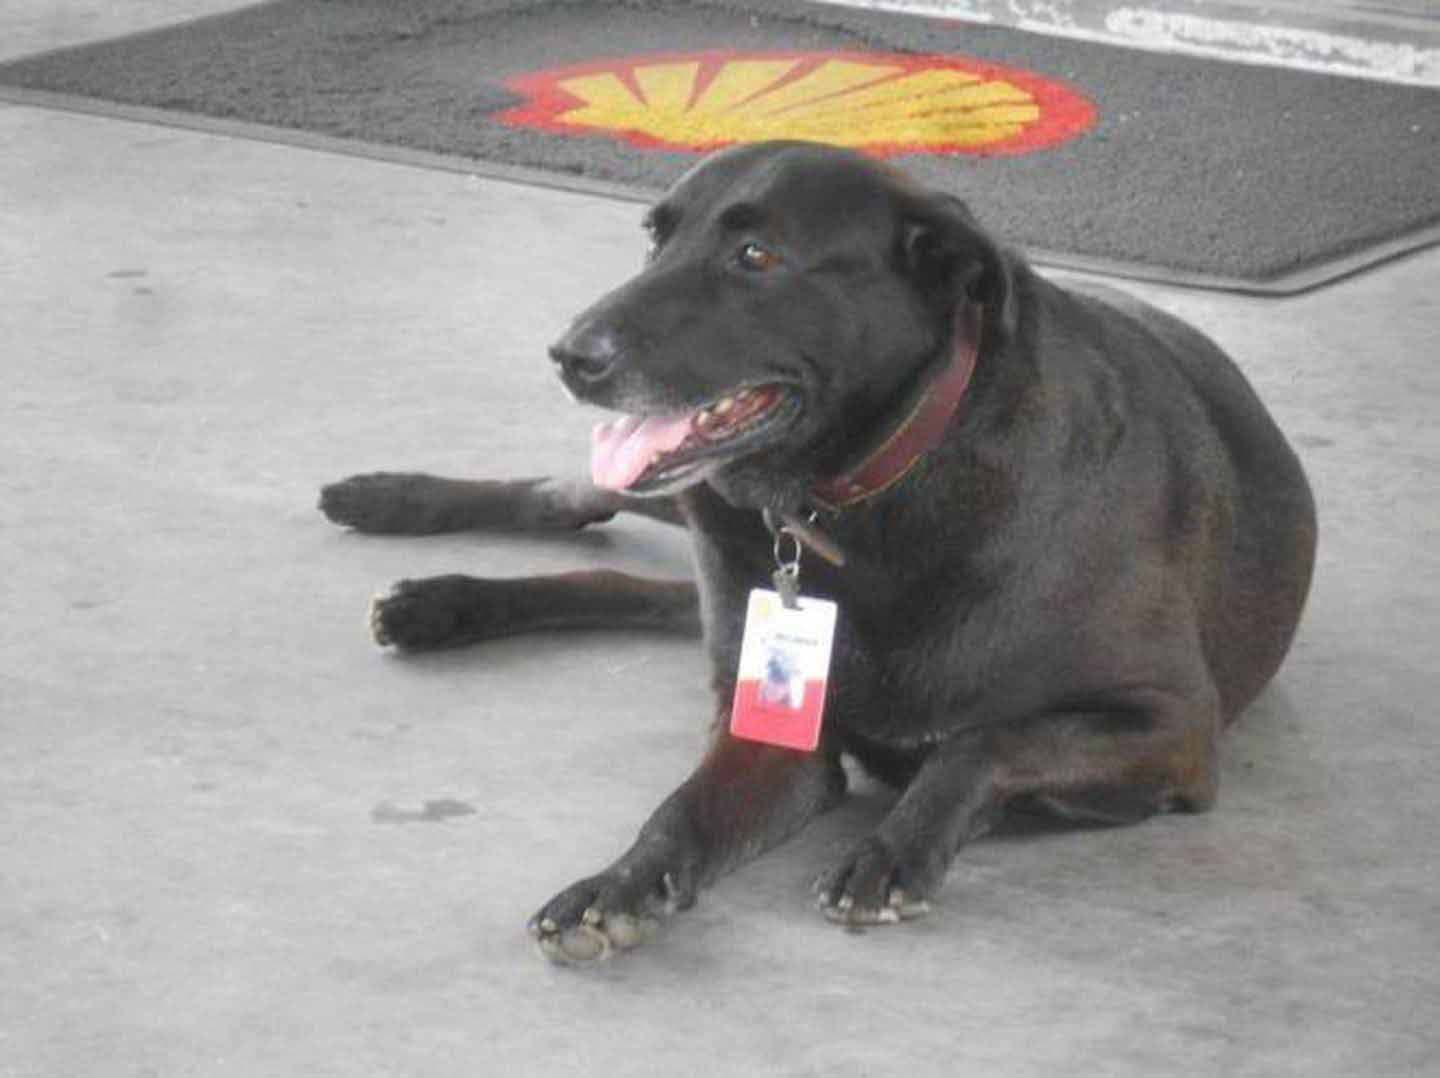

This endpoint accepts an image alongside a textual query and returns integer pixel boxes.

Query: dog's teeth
[714,396,735,415]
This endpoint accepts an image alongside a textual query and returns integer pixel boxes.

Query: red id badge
[729,589,838,752]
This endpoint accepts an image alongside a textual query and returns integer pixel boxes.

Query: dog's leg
[818,698,1219,925]
[368,570,699,651]
[531,733,846,962]
[815,732,996,925]
[319,473,683,534]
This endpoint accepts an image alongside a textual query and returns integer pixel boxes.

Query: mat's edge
[5,85,1437,296]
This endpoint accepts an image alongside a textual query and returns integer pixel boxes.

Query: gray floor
[3,3,1438,1076]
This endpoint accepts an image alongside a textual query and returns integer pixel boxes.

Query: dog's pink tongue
[590,412,693,490]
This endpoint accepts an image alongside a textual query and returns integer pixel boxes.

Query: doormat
[2,0,1436,292]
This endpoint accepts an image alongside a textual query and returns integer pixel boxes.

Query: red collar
[811,303,983,512]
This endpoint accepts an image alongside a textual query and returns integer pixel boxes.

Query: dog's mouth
[590,383,801,495]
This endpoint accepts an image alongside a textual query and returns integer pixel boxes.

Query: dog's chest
[824,606,992,746]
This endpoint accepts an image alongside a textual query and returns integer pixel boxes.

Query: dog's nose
[549,318,621,384]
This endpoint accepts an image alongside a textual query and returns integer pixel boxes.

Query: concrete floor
[3,3,1439,1076]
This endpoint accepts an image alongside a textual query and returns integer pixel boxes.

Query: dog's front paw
[529,859,695,964]
[814,835,937,927]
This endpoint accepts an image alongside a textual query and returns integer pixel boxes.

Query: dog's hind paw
[321,473,622,534]
[368,576,485,651]
[813,836,936,927]
[320,473,436,533]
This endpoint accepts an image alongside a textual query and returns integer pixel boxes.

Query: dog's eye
[736,241,781,273]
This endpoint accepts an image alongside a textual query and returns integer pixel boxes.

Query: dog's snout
[550,318,622,384]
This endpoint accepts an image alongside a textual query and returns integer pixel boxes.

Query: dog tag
[730,589,838,752]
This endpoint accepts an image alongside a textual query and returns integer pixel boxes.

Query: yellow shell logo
[499,49,1095,157]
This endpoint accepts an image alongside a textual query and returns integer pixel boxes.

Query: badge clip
[772,524,803,610]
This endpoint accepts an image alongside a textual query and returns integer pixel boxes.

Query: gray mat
[3,0,1437,292]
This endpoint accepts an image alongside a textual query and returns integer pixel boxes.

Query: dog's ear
[899,193,1018,340]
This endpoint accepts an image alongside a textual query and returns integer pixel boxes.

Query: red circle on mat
[497,49,1096,157]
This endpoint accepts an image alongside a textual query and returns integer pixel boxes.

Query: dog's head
[551,140,1017,511]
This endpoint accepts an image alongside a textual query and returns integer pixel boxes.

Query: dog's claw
[600,911,655,950]
[529,907,656,964]
[819,895,928,927]
[534,921,612,963]
[369,593,393,647]
[886,887,930,919]
[660,871,682,913]
[814,840,937,927]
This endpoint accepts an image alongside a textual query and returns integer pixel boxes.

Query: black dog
[321,141,1316,962]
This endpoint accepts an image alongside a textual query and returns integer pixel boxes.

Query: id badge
[729,589,838,752]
